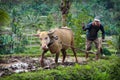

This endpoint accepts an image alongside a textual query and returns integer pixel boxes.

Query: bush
[109,57,120,80]
[0,34,28,54]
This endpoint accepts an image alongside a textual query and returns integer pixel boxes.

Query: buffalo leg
[55,52,60,64]
[40,50,48,67]
[71,48,78,63]
[61,49,66,64]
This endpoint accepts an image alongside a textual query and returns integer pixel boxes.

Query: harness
[48,39,54,47]
[47,36,58,47]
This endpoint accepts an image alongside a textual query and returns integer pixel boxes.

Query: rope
[61,43,96,54]
[61,38,103,54]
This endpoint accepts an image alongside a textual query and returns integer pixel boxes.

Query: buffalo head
[35,30,55,50]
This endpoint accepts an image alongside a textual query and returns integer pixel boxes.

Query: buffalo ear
[33,34,39,37]
[37,29,41,34]
[33,29,41,37]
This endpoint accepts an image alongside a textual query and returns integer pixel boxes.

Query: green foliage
[45,14,53,30]
[24,47,40,54]
[0,34,12,54]
[102,48,111,56]
[107,28,120,54]
[109,57,120,80]
[112,35,120,54]
[1,55,120,80]
[0,34,28,54]
[0,16,28,54]
[0,9,10,26]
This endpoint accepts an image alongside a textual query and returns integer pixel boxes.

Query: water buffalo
[35,27,78,66]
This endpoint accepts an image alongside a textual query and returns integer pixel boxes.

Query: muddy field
[0,56,87,77]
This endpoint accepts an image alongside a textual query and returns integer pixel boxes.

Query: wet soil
[0,56,87,77]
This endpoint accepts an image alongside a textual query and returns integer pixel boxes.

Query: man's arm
[100,24,105,40]
[82,23,90,31]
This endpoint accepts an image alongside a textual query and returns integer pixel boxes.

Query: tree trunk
[60,0,71,27]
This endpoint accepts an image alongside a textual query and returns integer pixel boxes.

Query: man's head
[93,18,101,26]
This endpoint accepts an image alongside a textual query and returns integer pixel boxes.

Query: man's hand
[82,23,85,29]
[82,23,85,27]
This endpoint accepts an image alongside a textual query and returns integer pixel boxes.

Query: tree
[60,0,71,27]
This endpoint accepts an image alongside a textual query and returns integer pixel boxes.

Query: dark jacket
[83,22,105,41]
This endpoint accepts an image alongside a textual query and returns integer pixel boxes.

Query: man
[82,18,105,60]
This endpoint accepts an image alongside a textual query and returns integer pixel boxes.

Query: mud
[0,56,87,77]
